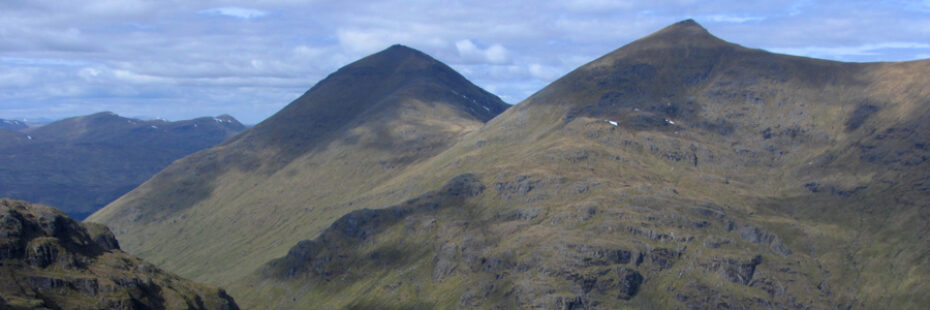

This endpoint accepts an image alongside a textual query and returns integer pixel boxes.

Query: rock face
[0,112,246,219]
[0,198,238,310]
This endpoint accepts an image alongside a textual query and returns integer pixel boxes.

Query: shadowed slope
[87,45,508,286]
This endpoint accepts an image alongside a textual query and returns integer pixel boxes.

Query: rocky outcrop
[267,174,485,279]
[712,255,763,285]
[579,267,644,300]
[82,222,121,251]
[0,198,239,310]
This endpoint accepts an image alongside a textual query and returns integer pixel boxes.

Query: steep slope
[87,45,509,286]
[236,20,930,309]
[0,198,238,309]
[0,112,245,219]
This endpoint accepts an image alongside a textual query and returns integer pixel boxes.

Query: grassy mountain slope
[0,112,245,219]
[0,198,238,309]
[87,45,509,286]
[234,20,930,309]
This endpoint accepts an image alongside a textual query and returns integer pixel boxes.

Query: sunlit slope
[87,45,509,286]
[236,20,930,309]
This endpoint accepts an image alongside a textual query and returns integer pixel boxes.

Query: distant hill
[92,21,930,309]
[0,112,245,219]
[0,198,238,309]
[0,119,27,131]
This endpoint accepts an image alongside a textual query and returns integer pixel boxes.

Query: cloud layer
[1,0,928,123]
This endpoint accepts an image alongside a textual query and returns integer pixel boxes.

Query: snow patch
[26,135,32,140]
[483,106,491,112]
[665,119,676,125]
[606,120,618,127]
[151,125,158,129]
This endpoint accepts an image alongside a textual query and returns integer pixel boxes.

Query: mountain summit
[88,45,508,285]
[240,44,504,154]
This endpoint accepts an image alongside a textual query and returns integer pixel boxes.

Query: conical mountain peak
[248,44,506,150]
[341,44,443,77]
[658,19,709,35]
[624,19,729,51]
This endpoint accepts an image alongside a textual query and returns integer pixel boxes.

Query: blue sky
[1,0,929,124]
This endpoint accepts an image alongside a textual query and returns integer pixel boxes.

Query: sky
[1,1,929,124]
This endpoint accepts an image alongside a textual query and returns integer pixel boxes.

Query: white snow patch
[151,125,158,129]
[607,120,618,126]
[483,106,490,111]
[665,119,676,125]
[26,135,32,140]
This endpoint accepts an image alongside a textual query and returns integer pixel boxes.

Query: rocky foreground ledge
[0,198,239,310]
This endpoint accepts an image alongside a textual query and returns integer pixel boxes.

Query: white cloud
[1,57,88,66]
[337,29,394,54]
[1,0,929,123]
[113,69,173,84]
[562,0,636,12]
[770,42,930,59]
[455,40,510,64]
[528,63,561,80]
[83,0,154,16]
[702,14,764,23]
[200,7,268,19]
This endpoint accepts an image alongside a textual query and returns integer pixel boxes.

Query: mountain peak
[348,44,440,74]
[633,19,724,48]
[384,44,418,53]
[569,19,734,73]
[667,19,705,32]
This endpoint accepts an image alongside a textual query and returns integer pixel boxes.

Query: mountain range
[0,113,246,220]
[0,119,28,131]
[87,20,930,309]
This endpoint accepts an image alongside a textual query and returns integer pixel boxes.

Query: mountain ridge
[0,112,246,219]
[93,20,930,309]
[232,20,930,309]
